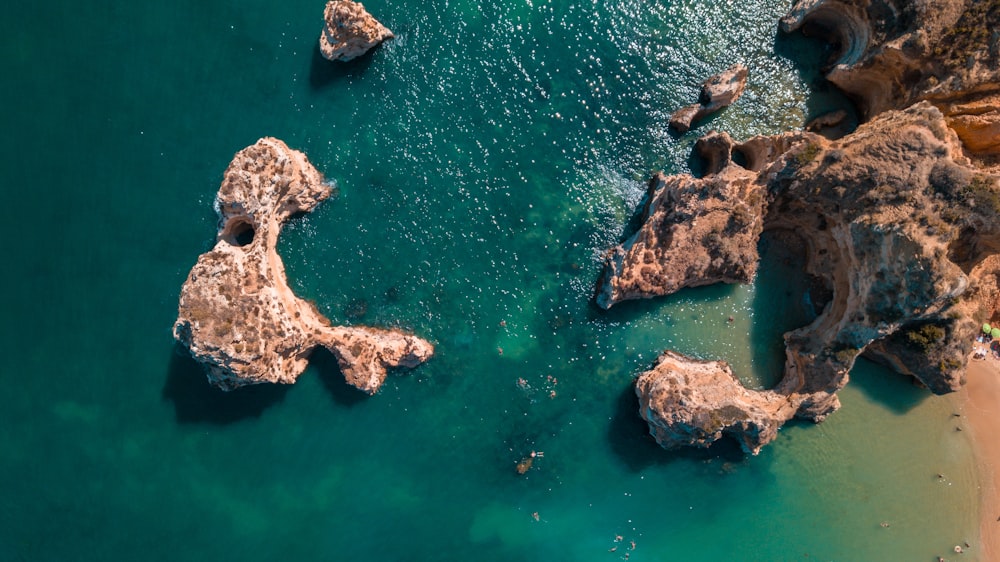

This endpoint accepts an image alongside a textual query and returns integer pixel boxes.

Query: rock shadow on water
[162,345,290,425]
[607,384,746,473]
[849,357,931,416]
[309,346,368,407]
[749,232,929,416]
[308,40,378,90]
[748,230,820,389]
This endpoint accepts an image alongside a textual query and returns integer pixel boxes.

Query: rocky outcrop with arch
[605,0,1000,455]
[174,138,433,394]
[780,0,1000,163]
[604,102,999,453]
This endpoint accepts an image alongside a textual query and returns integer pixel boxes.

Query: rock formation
[603,0,1000,453]
[174,138,433,394]
[636,351,793,454]
[595,134,767,309]
[780,0,1000,161]
[319,0,394,62]
[618,103,997,453]
[806,109,850,138]
[669,64,749,133]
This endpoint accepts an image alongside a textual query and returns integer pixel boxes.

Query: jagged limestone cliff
[603,0,1000,454]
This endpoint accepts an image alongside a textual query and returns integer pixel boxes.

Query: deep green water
[0,0,981,560]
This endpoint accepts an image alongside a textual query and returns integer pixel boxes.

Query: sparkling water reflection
[0,0,979,560]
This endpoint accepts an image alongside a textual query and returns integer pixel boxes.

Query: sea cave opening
[222,217,256,247]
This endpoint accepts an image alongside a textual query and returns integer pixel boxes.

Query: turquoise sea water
[0,0,980,560]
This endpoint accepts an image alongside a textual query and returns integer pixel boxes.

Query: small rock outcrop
[669,65,748,133]
[174,138,433,394]
[319,0,394,62]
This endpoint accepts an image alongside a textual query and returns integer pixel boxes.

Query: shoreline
[959,357,1000,561]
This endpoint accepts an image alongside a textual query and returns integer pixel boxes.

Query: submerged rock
[319,0,394,62]
[173,138,433,394]
[668,64,748,133]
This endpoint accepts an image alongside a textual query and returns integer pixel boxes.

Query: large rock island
[174,138,433,394]
[603,0,1000,454]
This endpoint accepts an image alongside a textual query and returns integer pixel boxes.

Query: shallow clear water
[0,0,979,560]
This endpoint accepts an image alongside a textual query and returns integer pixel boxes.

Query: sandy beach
[960,356,1000,561]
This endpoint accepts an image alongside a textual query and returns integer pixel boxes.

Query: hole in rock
[732,148,749,170]
[947,225,1000,274]
[222,218,255,247]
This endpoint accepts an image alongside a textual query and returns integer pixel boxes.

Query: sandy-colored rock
[173,138,433,394]
[669,65,748,133]
[620,103,999,452]
[597,130,814,310]
[636,351,794,455]
[667,105,701,134]
[595,135,765,309]
[948,112,1000,154]
[619,0,1000,455]
[944,93,1000,156]
[319,0,394,62]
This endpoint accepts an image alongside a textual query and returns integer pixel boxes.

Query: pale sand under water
[961,356,1000,561]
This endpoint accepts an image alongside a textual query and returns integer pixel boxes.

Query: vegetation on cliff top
[935,0,1000,69]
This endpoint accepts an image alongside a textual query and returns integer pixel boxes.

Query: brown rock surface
[595,134,765,309]
[173,138,433,394]
[636,351,794,455]
[780,0,1000,153]
[615,0,1000,455]
[669,65,748,133]
[617,103,999,452]
[944,93,1000,156]
[319,0,394,62]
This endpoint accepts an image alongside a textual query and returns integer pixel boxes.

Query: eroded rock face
[669,65,748,133]
[597,130,815,310]
[174,138,433,394]
[613,0,1000,455]
[944,93,1000,155]
[619,103,997,452]
[319,0,394,62]
[595,135,765,309]
[780,0,1000,159]
[636,351,794,455]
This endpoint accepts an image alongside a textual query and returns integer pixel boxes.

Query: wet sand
[960,357,1000,561]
